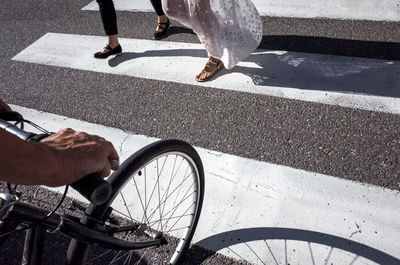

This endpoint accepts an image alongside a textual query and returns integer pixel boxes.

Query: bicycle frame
[0,116,168,264]
[0,189,164,264]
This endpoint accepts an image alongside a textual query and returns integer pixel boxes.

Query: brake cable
[0,118,68,238]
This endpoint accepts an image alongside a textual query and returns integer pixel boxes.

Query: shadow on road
[191,227,400,265]
[1,227,398,264]
[259,35,400,61]
[107,42,399,98]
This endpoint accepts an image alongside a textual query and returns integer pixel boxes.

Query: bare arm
[0,128,119,187]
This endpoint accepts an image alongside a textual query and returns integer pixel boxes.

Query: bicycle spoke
[158,155,178,231]
[80,144,203,265]
[167,226,191,234]
[146,187,195,233]
[165,199,195,235]
[161,182,196,224]
[144,167,147,219]
[146,173,195,226]
[139,155,168,224]
[147,213,193,226]
[172,164,190,206]
[120,192,134,222]
[157,157,163,231]
[88,249,113,263]
[111,207,140,223]
[123,250,134,265]
[155,189,196,230]
[160,156,187,232]
[110,250,131,264]
[131,175,150,225]
[113,159,195,233]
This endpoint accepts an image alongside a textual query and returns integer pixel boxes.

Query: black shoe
[153,20,171,40]
[94,44,122,59]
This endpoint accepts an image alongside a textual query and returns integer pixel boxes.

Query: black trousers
[97,0,165,35]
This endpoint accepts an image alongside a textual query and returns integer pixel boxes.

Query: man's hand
[41,128,119,186]
[0,99,11,111]
[0,127,119,187]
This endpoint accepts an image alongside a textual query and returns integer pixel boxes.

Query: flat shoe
[195,56,224,82]
[153,20,171,40]
[94,44,122,59]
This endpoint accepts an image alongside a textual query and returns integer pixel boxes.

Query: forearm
[0,126,118,187]
[0,129,63,186]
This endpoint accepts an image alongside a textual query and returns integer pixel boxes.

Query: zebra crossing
[3,0,400,264]
[12,33,400,115]
[82,0,400,21]
[12,104,400,265]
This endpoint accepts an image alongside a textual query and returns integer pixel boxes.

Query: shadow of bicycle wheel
[190,227,399,265]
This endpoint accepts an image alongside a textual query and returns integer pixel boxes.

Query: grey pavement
[1,0,399,191]
[0,0,400,263]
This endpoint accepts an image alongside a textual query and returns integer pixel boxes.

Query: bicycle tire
[67,139,204,265]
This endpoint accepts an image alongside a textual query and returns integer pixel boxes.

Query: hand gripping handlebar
[0,117,113,206]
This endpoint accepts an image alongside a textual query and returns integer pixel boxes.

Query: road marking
[83,0,154,12]
[11,104,400,264]
[12,33,400,115]
[82,0,400,21]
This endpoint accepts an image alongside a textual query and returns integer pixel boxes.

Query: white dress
[162,0,263,69]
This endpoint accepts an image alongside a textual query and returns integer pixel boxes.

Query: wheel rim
[88,151,201,265]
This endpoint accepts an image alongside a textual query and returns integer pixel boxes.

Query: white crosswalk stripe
[12,104,400,265]
[6,1,400,264]
[12,33,400,115]
[83,0,400,21]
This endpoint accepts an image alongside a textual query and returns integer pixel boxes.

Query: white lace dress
[161,0,263,69]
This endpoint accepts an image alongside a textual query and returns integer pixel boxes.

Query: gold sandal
[195,56,224,82]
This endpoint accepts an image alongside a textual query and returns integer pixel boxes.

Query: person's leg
[150,0,170,39]
[162,0,190,27]
[189,1,224,81]
[162,0,224,81]
[95,0,121,57]
[150,0,166,18]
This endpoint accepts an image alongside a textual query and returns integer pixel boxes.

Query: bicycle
[0,110,205,265]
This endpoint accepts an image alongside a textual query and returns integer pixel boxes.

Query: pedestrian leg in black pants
[97,0,118,35]
[94,0,121,58]
[149,0,171,39]
[94,0,171,58]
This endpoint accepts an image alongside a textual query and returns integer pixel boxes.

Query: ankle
[107,35,120,49]
[109,43,120,49]
[108,41,120,49]
[158,15,168,24]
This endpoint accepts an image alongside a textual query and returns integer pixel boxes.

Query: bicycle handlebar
[0,118,33,140]
[69,173,112,206]
[0,117,112,206]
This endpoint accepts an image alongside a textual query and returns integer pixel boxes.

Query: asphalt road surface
[1,0,400,264]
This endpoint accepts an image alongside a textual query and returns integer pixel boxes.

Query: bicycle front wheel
[68,139,204,265]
